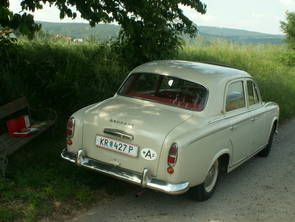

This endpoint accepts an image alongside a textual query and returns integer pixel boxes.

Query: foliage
[1,0,206,66]
[1,39,295,120]
[0,40,129,118]
[14,0,206,36]
[278,51,295,66]
[0,1,40,39]
[281,11,295,49]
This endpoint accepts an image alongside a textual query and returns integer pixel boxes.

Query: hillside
[38,21,284,44]
[39,22,120,41]
[198,26,284,44]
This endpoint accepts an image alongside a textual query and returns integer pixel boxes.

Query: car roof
[131,60,251,87]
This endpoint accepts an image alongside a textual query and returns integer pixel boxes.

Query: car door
[224,80,253,165]
[246,80,268,153]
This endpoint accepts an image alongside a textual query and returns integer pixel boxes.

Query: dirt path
[67,119,295,222]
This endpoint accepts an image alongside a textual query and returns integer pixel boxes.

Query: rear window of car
[118,73,208,111]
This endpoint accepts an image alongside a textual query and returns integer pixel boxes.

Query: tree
[281,11,295,50]
[0,1,40,39]
[1,0,206,65]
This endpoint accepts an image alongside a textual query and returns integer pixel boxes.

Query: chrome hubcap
[204,160,219,193]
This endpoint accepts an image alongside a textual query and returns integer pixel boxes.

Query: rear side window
[226,81,246,112]
[118,73,208,111]
[247,81,259,106]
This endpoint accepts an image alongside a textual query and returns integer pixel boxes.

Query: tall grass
[178,39,295,121]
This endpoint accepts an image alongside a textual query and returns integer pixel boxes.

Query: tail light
[167,143,178,167]
[66,117,75,138]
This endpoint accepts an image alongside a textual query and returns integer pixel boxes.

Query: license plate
[96,134,139,157]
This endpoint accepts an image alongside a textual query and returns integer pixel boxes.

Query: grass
[0,129,134,222]
[0,38,294,221]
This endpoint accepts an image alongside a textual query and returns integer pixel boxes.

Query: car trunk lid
[81,96,191,176]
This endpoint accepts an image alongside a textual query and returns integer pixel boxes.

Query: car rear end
[61,71,208,195]
[61,99,191,194]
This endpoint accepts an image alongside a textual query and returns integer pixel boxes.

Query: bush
[279,51,295,66]
[1,39,294,122]
[0,40,129,119]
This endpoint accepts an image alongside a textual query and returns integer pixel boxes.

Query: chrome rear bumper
[61,148,189,195]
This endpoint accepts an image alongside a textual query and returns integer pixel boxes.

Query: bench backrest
[0,97,29,120]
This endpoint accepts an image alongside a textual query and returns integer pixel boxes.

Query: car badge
[110,119,134,128]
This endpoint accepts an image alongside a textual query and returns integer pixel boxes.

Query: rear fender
[207,149,232,177]
[271,117,279,134]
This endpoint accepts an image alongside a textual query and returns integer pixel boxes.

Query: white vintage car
[61,60,279,201]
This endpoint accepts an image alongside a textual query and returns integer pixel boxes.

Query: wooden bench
[0,97,57,177]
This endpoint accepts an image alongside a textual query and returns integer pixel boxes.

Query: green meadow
[0,38,294,221]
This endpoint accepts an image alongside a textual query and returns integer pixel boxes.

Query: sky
[9,0,295,35]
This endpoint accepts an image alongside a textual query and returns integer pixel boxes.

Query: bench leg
[0,155,8,178]
[0,139,8,178]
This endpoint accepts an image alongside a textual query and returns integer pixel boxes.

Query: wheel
[258,125,276,157]
[189,159,219,201]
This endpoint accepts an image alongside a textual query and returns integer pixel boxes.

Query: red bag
[6,118,19,136]
[18,115,31,129]
[6,115,31,136]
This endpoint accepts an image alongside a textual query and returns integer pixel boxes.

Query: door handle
[251,117,258,121]
[103,128,134,140]
[230,125,237,131]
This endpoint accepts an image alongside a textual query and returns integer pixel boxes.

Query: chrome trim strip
[209,107,275,125]
[208,116,225,124]
[103,128,134,140]
[61,149,189,195]
[61,150,76,163]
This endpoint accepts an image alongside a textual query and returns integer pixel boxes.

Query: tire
[258,125,276,157]
[189,159,219,201]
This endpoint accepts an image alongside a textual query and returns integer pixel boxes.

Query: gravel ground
[67,119,295,222]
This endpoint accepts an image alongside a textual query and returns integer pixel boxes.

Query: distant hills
[39,22,120,41]
[198,26,284,44]
[38,21,284,44]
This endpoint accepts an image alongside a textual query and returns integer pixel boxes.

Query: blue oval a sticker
[140,148,157,160]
